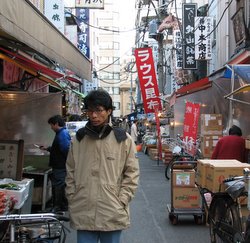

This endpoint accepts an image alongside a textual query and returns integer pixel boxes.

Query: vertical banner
[195,17,213,60]
[76,8,90,58]
[183,101,200,155]
[134,47,162,114]
[182,3,197,69]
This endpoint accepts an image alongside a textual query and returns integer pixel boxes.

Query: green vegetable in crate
[0,183,21,190]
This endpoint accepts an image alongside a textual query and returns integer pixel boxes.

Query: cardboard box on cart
[196,159,243,189]
[173,169,196,187]
[173,185,201,208]
[205,160,250,192]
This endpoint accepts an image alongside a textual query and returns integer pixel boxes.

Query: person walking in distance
[40,115,71,212]
[211,125,248,162]
[130,119,138,144]
[65,90,139,243]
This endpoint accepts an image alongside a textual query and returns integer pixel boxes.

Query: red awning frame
[176,77,212,97]
[0,47,82,85]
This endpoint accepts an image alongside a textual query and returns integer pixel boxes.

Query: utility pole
[127,60,135,113]
[158,34,165,95]
[149,1,165,95]
[130,63,133,113]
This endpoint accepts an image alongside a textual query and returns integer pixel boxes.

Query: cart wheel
[194,215,202,225]
[169,214,178,225]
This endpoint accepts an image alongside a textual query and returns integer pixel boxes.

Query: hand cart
[167,161,205,225]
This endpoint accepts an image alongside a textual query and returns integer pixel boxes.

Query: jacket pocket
[69,185,88,212]
[105,184,125,209]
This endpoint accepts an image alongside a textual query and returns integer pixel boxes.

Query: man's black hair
[48,115,65,127]
[229,125,242,136]
[84,89,113,110]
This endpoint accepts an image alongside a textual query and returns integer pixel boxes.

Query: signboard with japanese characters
[182,3,197,69]
[173,30,183,69]
[76,8,90,58]
[44,0,64,33]
[134,48,162,114]
[195,17,213,60]
[0,140,24,180]
[75,0,104,9]
[231,8,249,46]
[182,101,200,156]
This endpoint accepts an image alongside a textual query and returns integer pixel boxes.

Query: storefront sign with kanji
[182,3,197,69]
[195,17,213,60]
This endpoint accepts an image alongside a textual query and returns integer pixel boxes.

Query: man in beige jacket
[65,89,139,243]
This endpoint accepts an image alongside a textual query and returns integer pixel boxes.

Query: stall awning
[176,77,211,97]
[0,53,62,89]
[0,0,91,81]
[227,48,250,65]
[0,47,82,85]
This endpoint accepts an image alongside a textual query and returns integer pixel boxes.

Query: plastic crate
[0,179,31,209]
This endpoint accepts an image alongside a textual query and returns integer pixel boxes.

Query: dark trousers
[51,169,68,211]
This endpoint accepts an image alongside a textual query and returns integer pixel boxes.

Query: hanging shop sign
[182,3,197,69]
[44,0,64,33]
[75,0,104,9]
[76,8,90,58]
[183,101,200,155]
[134,47,162,114]
[173,30,183,69]
[195,17,213,60]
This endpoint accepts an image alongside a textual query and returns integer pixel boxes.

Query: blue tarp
[210,64,250,82]
[232,64,250,83]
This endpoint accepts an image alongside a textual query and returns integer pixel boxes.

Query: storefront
[0,0,92,214]
[170,63,250,138]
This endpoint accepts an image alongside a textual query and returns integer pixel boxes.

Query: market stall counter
[23,155,52,211]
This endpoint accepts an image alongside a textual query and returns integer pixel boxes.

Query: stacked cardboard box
[200,114,223,158]
[196,159,250,192]
[245,139,250,149]
[172,169,201,208]
[148,148,159,160]
[162,149,173,165]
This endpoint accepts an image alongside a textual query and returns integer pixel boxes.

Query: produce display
[0,183,21,190]
[0,191,15,215]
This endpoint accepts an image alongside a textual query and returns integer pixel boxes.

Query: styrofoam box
[0,178,31,209]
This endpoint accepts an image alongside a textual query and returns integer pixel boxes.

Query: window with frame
[113,42,119,50]
[113,72,120,80]
[113,102,120,110]
[103,87,120,95]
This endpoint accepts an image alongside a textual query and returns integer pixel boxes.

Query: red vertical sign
[183,101,200,155]
[134,48,162,113]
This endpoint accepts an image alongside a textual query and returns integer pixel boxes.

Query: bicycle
[164,147,194,180]
[201,168,250,243]
[0,213,70,243]
[164,137,202,180]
